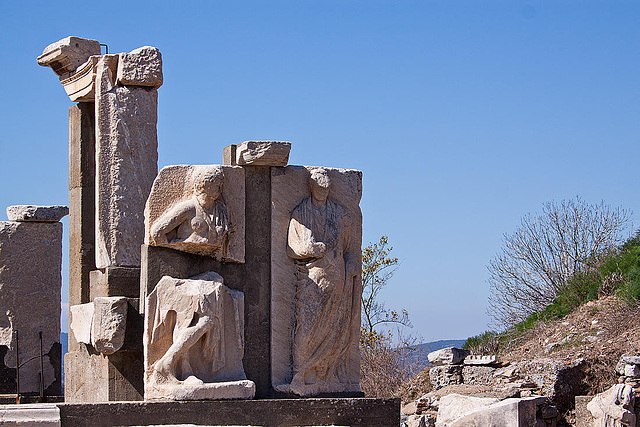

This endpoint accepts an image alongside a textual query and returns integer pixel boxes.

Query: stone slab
[574,395,594,427]
[56,398,400,427]
[144,165,245,263]
[270,166,362,396]
[436,394,545,427]
[6,205,68,222]
[235,141,291,166]
[89,266,141,299]
[428,347,470,366]
[69,303,94,345]
[0,403,60,426]
[95,55,158,268]
[464,355,498,366]
[37,36,101,77]
[117,46,163,88]
[0,221,62,394]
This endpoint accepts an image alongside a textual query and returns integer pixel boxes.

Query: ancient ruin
[0,205,67,396]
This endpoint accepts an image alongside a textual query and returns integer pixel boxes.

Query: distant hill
[60,332,67,385]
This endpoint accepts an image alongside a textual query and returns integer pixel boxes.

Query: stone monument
[0,205,67,396]
[38,36,161,402]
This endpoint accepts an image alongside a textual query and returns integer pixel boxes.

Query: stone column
[38,37,161,402]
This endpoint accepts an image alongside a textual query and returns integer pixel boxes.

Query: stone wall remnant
[0,205,67,394]
[144,272,255,400]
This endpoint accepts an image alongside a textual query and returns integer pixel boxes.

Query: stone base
[146,379,256,401]
[57,397,399,427]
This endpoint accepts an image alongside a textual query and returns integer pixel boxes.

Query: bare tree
[361,236,411,335]
[487,197,631,329]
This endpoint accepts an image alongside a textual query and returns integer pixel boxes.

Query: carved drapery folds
[272,166,363,396]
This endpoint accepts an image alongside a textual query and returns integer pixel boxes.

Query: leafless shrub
[488,197,630,329]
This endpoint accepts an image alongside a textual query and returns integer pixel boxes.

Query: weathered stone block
[6,205,68,222]
[464,355,498,365]
[95,55,158,268]
[117,46,163,88]
[235,141,291,166]
[0,221,62,393]
[92,297,128,355]
[436,394,546,427]
[89,267,141,299]
[271,166,362,396]
[144,165,245,263]
[69,303,94,345]
[37,36,101,77]
[428,347,470,366]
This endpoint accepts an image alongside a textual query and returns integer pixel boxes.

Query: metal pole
[15,330,19,404]
[39,331,44,400]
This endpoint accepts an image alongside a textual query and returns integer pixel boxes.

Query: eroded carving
[144,272,254,400]
[276,168,361,396]
[145,165,245,263]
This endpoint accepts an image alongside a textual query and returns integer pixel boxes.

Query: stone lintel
[89,267,141,299]
[56,398,400,427]
[6,205,69,222]
[236,141,291,166]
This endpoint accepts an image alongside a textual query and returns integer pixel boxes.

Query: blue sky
[1,1,638,340]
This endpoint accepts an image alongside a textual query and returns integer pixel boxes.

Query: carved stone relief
[587,384,636,427]
[145,165,245,263]
[144,272,255,400]
[271,166,362,396]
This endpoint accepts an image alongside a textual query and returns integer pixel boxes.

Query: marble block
[69,297,128,355]
[6,205,69,223]
[271,166,362,396]
[37,36,101,77]
[95,55,158,268]
[144,272,254,400]
[69,303,94,345]
[0,221,62,393]
[117,46,163,88]
[236,141,291,166]
[145,165,245,263]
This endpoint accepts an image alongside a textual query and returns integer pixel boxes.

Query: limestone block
[6,205,68,222]
[0,403,60,426]
[0,221,62,393]
[587,384,636,427]
[464,355,498,366]
[37,36,101,77]
[623,355,640,365]
[117,46,163,88]
[69,303,94,345]
[436,394,546,427]
[145,165,245,263]
[92,297,128,354]
[144,272,254,400]
[428,347,470,366]
[625,364,640,378]
[271,166,363,396]
[235,141,291,166]
[95,55,158,268]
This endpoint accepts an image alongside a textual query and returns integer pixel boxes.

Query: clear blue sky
[1,1,638,340]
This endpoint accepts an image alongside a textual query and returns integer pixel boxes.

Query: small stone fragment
[6,205,68,222]
[117,46,163,88]
[235,141,291,166]
[69,303,95,345]
[91,297,128,354]
[428,347,470,366]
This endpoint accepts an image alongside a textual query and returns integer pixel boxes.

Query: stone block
[436,394,546,427]
[69,303,94,345]
[95,55,158,268]
[0,403,60,426]
[144,165,245,263]
[587,384,636,427]
[37,36,101,77]
[89,267,141,299]
[575,395,594,427]
[117,46,163,88]
[56,398,400,427]
[144,273,254,400]
[271,166,362,396]
[222,144,237,166]
[0,221,62,394]
[464,355,498,365]
[6,205,68,222]
[92,297,128,355]
[235,141,291,166]
[626,364,640,378]
[623,355,640,365]
[428,347,470,366]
